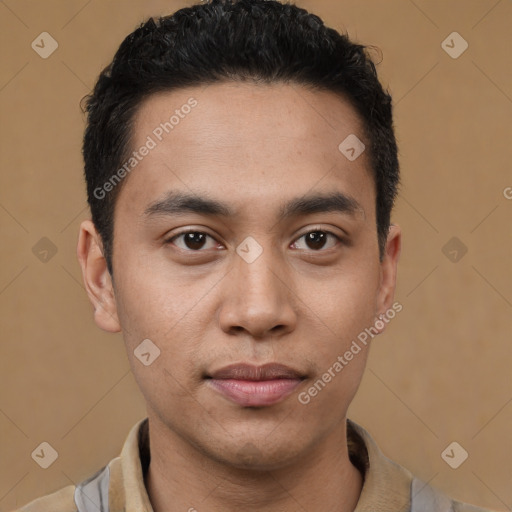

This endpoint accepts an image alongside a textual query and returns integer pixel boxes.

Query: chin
[209,434,306,472]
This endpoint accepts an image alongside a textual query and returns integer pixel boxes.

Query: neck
[144,414,363,512]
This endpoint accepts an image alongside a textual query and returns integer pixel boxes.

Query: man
[17,0,493,510]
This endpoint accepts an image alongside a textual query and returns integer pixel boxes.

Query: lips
[206,363,305,407]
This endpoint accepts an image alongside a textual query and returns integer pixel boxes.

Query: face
[78,82,401,469]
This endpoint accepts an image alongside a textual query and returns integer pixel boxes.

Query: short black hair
[82,0,400,276]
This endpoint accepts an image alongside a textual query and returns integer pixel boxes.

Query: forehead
[117,81,374,220]
[133,81,365,149]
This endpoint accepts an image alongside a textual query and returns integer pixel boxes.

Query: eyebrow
[143,190,364,222]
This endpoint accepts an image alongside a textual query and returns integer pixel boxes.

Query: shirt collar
[113,417,412,511]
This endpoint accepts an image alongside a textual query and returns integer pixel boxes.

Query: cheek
[115,273,204,413]
[300,261,379,394]
[112,259,215,387]
[113,255,200,342]
[312,264,380,336]
[297,350,369,426]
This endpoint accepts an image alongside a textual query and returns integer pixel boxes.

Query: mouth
[205,363,306,407]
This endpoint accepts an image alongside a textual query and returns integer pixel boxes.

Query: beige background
[1,0,511,510]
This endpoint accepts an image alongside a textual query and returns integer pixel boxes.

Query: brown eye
[168,231,218,251]
[292,230,341,251]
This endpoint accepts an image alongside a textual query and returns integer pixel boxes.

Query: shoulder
[348,419,497,512]
[15,484,76,512]
[411,476,497,512]
[452,500,497,512]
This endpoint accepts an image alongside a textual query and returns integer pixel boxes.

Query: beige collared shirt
[16,417,493,512]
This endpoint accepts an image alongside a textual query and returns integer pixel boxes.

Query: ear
[76,220,121,333]
[374,224,401,332]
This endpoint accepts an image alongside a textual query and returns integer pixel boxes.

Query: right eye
[165,230,221,252]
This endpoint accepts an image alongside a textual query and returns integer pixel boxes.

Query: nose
[218,247,297,340]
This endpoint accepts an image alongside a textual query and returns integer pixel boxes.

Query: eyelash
[165,228,344,252]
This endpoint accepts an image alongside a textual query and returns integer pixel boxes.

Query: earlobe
[375,224,402,331]
[76,220,121,333]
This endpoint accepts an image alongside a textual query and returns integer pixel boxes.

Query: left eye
[292,230,341,251]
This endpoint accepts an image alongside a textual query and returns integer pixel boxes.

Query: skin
[77,82,401,512]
